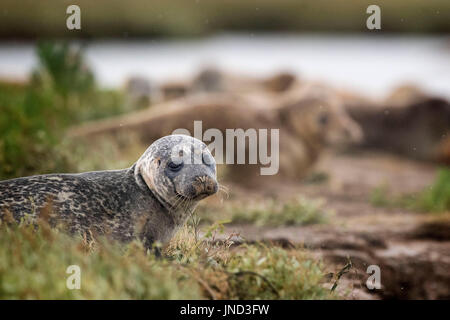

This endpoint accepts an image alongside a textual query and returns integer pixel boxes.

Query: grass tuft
[0,218,337,299]
[199,196,330,227]
[370,168,450,213]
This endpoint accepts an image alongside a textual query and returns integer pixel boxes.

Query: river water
[0,33,449,99]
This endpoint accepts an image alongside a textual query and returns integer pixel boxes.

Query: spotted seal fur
[0,135,218,250]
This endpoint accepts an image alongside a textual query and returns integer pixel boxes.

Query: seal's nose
[193,175,218,198]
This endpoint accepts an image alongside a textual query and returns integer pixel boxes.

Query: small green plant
[33,42,95,100]
[370,168,450,213]
[303,171,329,184]
[370,184,391,207]
[31,41,130,125]
[408,168,450,213]
[229,196,330,226]
[224,244,333,299]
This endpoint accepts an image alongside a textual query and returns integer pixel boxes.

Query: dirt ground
[215,150,450,299]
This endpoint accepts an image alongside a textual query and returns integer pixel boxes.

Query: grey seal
[0,134,218,250]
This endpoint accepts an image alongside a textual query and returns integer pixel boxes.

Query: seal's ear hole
[156,158,161,167]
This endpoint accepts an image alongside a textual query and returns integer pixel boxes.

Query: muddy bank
[211,151,450,299]
[220,215,450,299]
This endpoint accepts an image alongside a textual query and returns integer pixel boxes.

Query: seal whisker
[170,195,188,218]
[174,196,186,213]
[183,198,193,214]
[218,184,229,192]
[218,185,230,200]
[170,194,183,210]
[173,194,190,216]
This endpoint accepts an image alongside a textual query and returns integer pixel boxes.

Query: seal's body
[0,135,218,248]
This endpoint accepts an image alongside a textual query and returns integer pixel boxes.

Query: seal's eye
[202,153,214,166]
[168,161,183,171]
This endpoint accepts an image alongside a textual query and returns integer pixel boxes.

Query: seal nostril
[194,175,218,196]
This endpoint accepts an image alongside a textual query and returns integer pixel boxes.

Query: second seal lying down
[0,135,218,250]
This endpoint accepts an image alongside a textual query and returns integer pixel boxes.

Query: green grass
[370,184,392,208]
[407,168,450,212]
[0,42,141,180]
[198,196,330,227]
[0,80,73,179]
[0,218,337,299]
[370,168,450,213]
[0,222,200,299]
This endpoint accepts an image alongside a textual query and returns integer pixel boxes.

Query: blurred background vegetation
[0,0,449,39]
[0,43,141,180]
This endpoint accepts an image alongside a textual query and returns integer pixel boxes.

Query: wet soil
[216,151,450,299]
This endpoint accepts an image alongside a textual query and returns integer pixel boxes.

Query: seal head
[135,135,218,211]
